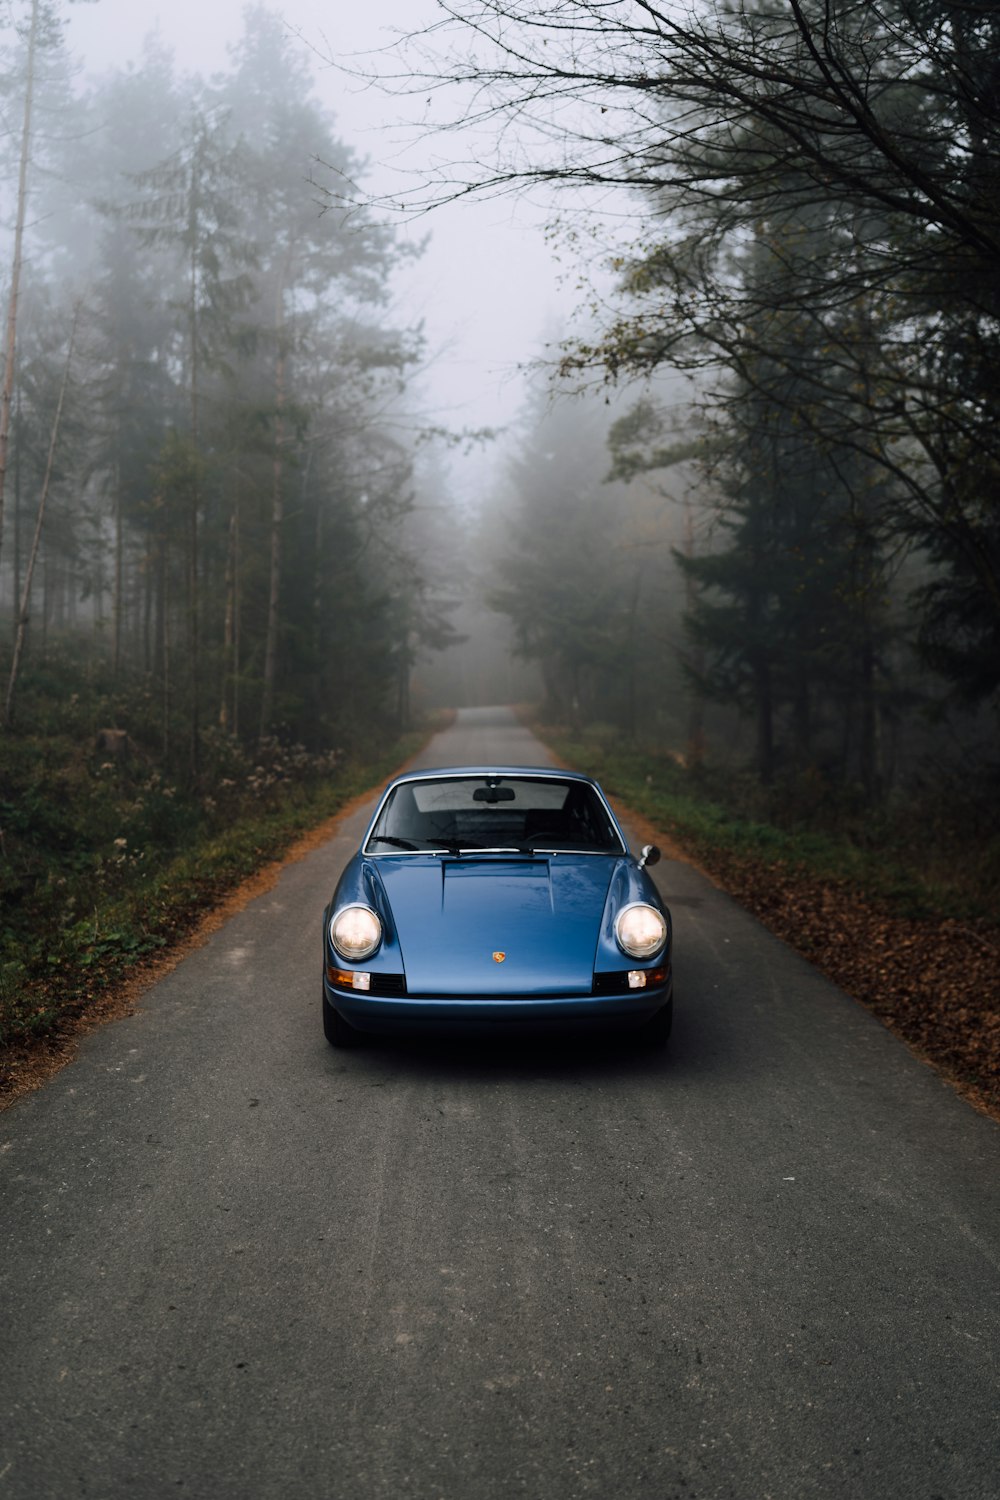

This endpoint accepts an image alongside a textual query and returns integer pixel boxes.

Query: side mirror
[638,844,661,869]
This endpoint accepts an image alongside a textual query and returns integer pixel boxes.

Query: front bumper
[323,968,672,1037]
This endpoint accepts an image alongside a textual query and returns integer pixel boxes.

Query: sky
[64,0,592,494]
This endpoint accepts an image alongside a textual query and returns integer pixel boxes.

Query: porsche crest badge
[492,951,506,964]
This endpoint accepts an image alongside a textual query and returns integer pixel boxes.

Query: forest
[415,0,999,810]
[0,1,465,756]
[4,0,997,795]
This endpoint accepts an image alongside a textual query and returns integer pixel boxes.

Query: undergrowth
[0,648,427,1060]
[540,724,999,925]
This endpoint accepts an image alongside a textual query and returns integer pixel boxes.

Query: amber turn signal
[327,966,371,991]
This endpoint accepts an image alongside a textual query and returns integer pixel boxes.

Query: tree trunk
[153,506,165,684]
[259,305,287,742]
[0,0,39,585]
[153,499,170,762]
[112,459,123,675]
[754,652,775,785]
[162,563,171,764]
[220,494,238,731]
[5,302,79,726]
[857,610,880,804]
[681,500,705,765]
[143,542,153,675]
[187,153,201,778]
[12,385,22,638]
[233,501,241,740]
[187,481,199,776]
[791,672,811,766]
[397,657,410,730]
[624,568,641,738]
[569,661,582,733]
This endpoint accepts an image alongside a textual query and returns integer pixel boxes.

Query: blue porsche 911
[322,767,673,1048]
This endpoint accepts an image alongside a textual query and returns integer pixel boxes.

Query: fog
[56,0,598,717]
[67,0,582,467]
[1,0,995,799]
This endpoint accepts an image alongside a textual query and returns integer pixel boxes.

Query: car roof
[362,764,627,855]
[383,765,599,789]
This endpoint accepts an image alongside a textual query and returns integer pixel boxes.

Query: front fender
[594,859,671,973]
[325,856,403,975]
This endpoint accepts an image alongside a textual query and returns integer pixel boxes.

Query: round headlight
[329,904,382,961]
[615,902,667,959]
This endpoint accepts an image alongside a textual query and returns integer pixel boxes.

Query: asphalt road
[2,707,999,1500]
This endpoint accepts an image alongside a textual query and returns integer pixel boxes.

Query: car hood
[373,854,616,996]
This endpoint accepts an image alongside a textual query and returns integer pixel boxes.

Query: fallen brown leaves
[700,847,1000,1123]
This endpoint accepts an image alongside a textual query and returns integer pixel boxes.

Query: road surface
[2,708,999,1498]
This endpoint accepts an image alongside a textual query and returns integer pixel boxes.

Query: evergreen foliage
[0,2,442,759]
[392,0,1000,798]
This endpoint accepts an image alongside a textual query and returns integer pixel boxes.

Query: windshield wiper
[369,836,485,854]
[527,845,618,856]
[447,844,536,856]
[373,837,541,857]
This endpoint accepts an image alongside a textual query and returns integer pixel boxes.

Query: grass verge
[0,727,430,1100]
[539,724,1000,1120]
[543,729,996,922]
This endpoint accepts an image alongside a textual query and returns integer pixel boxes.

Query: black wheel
[323,989,363,1048]
[642,997,673,1047]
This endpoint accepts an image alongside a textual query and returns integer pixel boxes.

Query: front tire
[323,989,363,1048]
[642,996,673,1047]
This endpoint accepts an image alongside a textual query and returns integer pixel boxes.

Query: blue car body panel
[323,766,672,1038]
[374,853,610,995]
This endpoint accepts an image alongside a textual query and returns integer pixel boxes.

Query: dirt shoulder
[713,849,1000,1123]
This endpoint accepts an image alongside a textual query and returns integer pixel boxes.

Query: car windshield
[365,775,625,855]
